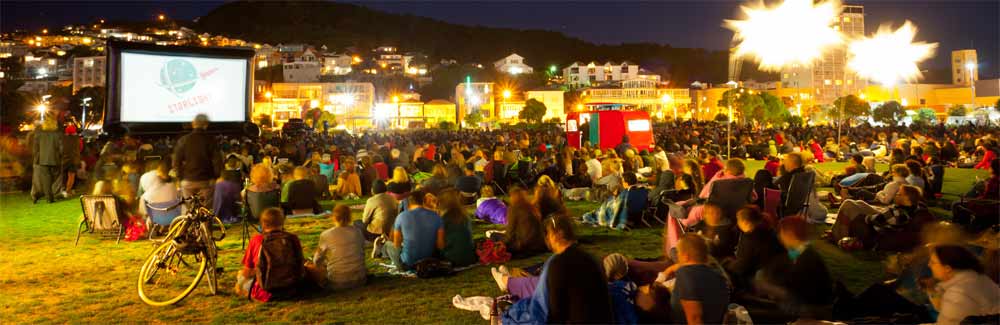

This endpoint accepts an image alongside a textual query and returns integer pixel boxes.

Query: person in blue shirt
[662,234,730,325]
[382,189,445,270]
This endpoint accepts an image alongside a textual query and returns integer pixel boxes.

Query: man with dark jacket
[172,114,222,208]
[724,206,785,292]
[32,119,64,204]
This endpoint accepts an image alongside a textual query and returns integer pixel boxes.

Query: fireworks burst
[725,0,844,72]
[847,21,938,86]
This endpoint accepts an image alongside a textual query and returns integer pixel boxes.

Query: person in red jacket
[973,144,996,170]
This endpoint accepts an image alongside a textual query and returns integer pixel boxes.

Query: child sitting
[604,253,639,324]
[475,186,507,224]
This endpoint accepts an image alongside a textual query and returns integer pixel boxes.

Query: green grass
[0,161,986,323]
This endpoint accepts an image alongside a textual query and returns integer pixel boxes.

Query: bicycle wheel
[137,240,208,306]
[201,222,219,295]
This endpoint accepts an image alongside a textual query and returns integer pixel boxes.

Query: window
[567,119,578,132]
[835,79,842,85]
[783,73,789,79]
[627,119,650,132]
[824,79,832,85]
[843,17,851,22]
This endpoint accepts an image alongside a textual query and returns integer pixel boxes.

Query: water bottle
[489,298,500,325]
[728,303,752,325]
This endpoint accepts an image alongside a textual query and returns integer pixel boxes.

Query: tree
[713,113,729,123]
[787,115,804,127]
[760,92,788,126]
[256,114,273,128]
[831,95,870,124]
[69,86,106,129]
[995,98,1000,110]
[519,98,546,124]
[948,105,967,117]
[437,121,456,130]
[913,108,937,125]
[463,110,483,128]
[0,90,37,129]
[872,101,905,126]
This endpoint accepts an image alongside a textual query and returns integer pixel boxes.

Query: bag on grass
[124,216,147,241]
[254,231,305,299]
[477,239,512,265]
[413,257,453,278]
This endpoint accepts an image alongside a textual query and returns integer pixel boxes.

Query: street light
[725,81,737,158]
[264,91,274,129]
[80,97,92,129]
[392,96,400,128]
[36,104,47,121]
[661,94,674,120]
[158,14,166,21]
[966,62,976,108]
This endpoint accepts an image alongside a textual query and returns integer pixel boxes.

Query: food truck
[565,103,654,151]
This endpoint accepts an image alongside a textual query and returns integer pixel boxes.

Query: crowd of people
[5,113,1000,323]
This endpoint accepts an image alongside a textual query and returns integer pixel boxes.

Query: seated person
[924,245,1000,324]
[562,163,593,190]
[678,158,754,227]
[758,217,834,320]
[533,175,566,219]
[360,180,398,243]
[497,187,547,257]
[420,164,450,195]
[840,185,932,250]
[697,203,740,260]
[501,215,613,324]
[723,205,784,293]
[213,160,243,224]
[334,157,362,200]
[831,155,867,186]
[281,167,322,215]
[311,204,366,290]
[454,165,482,195]
[604,253,640,325]
[438,189,477,268]
[831,164,910,206]
[474,186,507,225]
[381,190,444,270]
[138,158,180,218]
[386,167,413,200]
[659,234,731,325]
[236,208,307,302]
[581,172,636,229]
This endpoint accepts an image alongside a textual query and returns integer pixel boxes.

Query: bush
[714,113,729,123]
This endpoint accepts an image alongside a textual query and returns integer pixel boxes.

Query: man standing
[32,118,64,204]
[173,114,221,208]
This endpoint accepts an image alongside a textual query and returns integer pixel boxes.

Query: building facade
[455,82,496,123]
[72,56,106,93]
[283,61,321,82]
[780,4,866,105]
[579,79,691,119]
[526,88,566,122]
[563,61,646,88]
[952,49,978,85]
[494,53,534,75]
[321,54,353,76]
[256,82,375,129]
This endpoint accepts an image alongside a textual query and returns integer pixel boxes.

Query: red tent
[566,110,653,151]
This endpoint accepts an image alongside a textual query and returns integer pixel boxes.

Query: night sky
[2,0,997,79]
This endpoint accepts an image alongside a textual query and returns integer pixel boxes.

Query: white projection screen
[119,51,247,123]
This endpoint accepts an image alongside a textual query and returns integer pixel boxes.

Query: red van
[566,108,654,151]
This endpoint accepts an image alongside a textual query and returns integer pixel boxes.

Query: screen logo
[158,59,199,96]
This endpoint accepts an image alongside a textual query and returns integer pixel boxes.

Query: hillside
[195,0,775,84]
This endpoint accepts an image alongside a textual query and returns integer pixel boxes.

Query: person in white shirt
[925,245,1000,325]
[138,158,180,216]
[585,150,603,184]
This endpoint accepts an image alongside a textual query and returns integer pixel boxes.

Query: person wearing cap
[173,114,222,208]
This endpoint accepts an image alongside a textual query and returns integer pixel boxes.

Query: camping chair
[624,186,651,227]
[510,161,535,189]
[706,178,755,222]
[76,195,125,245]
[145,199,182,239]
[243,190,279,249]
[781,171,816,218]
[925,164,945,200]
[491,162,508,195]
[763,188,782,220]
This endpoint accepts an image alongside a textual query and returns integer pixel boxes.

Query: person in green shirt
[437,189,477,267]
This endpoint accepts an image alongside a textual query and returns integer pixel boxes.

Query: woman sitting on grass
[310,204,366,290]
[437,189,477,268]
[386,167,413,200]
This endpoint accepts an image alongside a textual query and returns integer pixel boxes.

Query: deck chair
[781,171,816,218]
[243,190,279,249]
[76,195,125,245]
[763,188,782,219]
[491,162,508,195]
[706,178,755,222]
[145,199,182,239]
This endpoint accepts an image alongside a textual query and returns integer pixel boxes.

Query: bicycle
[137,195,226,306]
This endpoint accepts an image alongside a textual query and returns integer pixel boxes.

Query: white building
[952,49,978,86]
[494,53,534,75]
[283,61,321,82]
[321,53,353,75]
[72,56,106,93]
[780,4,866,104]
[562,61,645,87]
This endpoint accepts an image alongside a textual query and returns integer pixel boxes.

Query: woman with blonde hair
[533,175,566,218]
[386,166,412,199]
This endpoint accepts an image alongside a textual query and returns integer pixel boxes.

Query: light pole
[966,62,976,109]
[38,95,52,122]
[725,80,737,159]
[502,89,511,121]
[264,91,274,129]
[392,95,400,128]
[80,97,92,129]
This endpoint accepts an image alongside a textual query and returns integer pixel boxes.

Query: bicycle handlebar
[145,195,207,212]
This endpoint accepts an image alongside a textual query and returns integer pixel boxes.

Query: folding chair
[145,199,182,239]
[781,171,815,218]
[706,178,755,222]
[243,190,279,249]
[491,162,508,195]
[623,186,652,227]
[76,195,125,245]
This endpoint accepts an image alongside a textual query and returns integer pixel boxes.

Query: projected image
[120,51,247,123]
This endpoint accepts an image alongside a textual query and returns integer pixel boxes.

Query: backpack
[254,231,305,298]
[413,257,453,278]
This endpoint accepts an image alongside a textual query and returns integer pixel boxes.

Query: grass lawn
[0,161,986,323]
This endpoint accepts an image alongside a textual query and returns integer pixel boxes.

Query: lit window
[783,74,789,79]
[627,119,650,132]
[843,17,851,22]
[835,80,842,85]
[824,79,832,85]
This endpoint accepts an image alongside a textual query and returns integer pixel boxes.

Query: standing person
[172,114,222,207]
[61,125,82,197]
[32,118,63,204]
